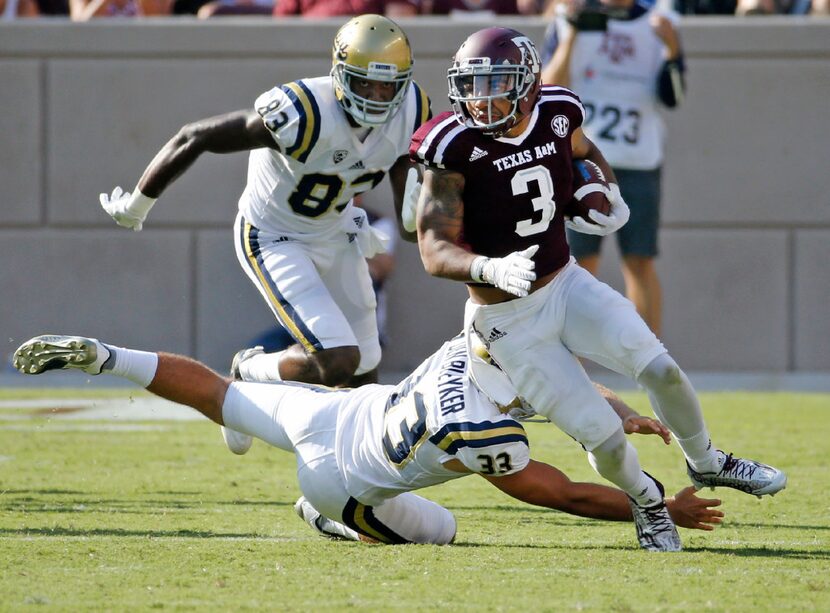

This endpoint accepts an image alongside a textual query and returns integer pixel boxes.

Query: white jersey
[239,76,431,239]
[552,8,679,169]
[335,336,531,505]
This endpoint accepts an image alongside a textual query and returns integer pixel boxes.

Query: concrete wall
[1,17,828,374]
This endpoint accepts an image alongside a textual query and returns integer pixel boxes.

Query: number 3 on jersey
[512,165,556,237]
[382,391,428,468]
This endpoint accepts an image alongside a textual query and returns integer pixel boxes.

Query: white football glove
[343,206,391,258]
[473,245,539,298]
[401,167,421,234]
[565,183,630,236]
[99,186,157,232]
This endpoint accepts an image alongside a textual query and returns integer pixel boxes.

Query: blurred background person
[414,0,541,16]
[541,0,685,337]
[69,0,170,19]
[734,0,822,14]
[1,0,40,17]
[196,0,271,17]
[273,0,417,18]
[672,0,736,13]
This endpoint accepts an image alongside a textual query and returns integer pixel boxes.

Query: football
[565,159,612,223]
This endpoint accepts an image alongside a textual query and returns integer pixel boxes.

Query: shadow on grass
[0,526,277,539]
[0,489,86,495]
[0,498,293,514]
[724,521,830,531]
[683,546,830,559]
[452,542,830,558]
[450,505,830,532]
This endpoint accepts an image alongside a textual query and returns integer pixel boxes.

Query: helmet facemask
[448,59,534,137]
[331,61,412,127]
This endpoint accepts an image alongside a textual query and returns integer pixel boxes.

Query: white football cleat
[220,426,253,456]
[13,335,109,376]
[218,346,264,455]
[627,476,682,552]
[229,346,265,381]
[293,496,356,540]
[687,451,787,498]
[294,496,325,535]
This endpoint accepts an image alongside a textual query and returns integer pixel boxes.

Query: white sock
[239,351,284,382]
[676,431,724,473]
[638,354,720,472]
[588,430,663,507]
[101,345,159,388]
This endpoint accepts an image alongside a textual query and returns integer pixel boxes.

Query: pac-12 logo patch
[551,115,570,138]
[333,150,349,164]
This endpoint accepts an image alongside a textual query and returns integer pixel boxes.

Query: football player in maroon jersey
[410,27,785,552]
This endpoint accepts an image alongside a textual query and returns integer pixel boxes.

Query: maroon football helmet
[447,27,542,137]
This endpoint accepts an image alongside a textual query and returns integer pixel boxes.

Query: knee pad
[638,353,684,390]
[589,428,628,468]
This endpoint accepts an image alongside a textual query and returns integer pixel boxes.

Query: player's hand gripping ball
[564,159,611,224]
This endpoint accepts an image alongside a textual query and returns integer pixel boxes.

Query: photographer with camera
[541,0,685,338]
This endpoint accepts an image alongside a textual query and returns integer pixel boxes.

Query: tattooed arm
[417,167,479,281]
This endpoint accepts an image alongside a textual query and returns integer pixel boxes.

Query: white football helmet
[331,14,414,127]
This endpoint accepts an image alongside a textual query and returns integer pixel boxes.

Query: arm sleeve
[656,55,686,108]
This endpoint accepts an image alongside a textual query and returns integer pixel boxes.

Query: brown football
[565,159,612,224]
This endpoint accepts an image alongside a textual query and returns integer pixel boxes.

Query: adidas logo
[469,146,488,162]
[349,160,365,170]
[487,327,507,342]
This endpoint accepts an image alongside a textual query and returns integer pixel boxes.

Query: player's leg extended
[638,354,786,497]
[469,298,664,505]
[471,320,679,551]
[559,268,785,496]
[233,214,361,386]
[319,241,382,386]
[13,335,228,424]
[557,266,715,465]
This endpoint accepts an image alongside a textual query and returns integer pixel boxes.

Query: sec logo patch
[552,115,569,138]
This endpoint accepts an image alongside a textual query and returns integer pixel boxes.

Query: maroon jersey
[410,86,585,278]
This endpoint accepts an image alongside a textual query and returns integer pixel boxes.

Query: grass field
[1,389,829,611]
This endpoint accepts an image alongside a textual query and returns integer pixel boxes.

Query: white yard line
[0,397,205,422]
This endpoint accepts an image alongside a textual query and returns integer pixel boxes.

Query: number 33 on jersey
[239,76,431,237]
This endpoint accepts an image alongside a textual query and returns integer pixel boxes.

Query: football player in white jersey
[13,333,724,549]
[541,0,686,336]
[98,14,431,394]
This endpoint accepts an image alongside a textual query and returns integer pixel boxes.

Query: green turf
[1,392,828,611]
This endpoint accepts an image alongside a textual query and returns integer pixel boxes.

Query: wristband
[128,188,157,217]
[470,256,490,283]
